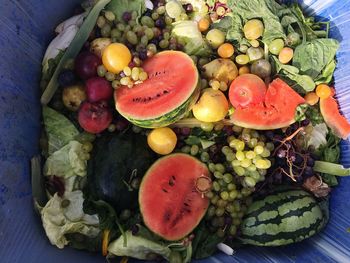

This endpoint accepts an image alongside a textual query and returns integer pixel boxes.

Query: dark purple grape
[58,70,77,87]
[294,154,303,165]
[176,43,184,50]
[115,119,129,131]
[301,119,311,127]
[303,166,313,177]
[131,224,139,235]
[295,175,303,183]
[225,217,232,225]
[307,157,315,167]
[75,51,101,80]
[155,18,166,28]
[273,134,283,142]
[185,4,194,12]
[265,131,274,140]
[223,126,234,136]
[144,9,152,17]
[181,127,191,136]
[139,50,148,60]
[122,11,132,22]
[149,39,159,46]
[173,127,181,135]
[277,149,286,158]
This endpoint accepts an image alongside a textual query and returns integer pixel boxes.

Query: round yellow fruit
[102,43,132,74]
[192,89,229,122]
[147,127,177,155]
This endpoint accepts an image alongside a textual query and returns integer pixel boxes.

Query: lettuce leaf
[106,0,146,21]
[108,230,171,260]
[41,191,100,249]
[307,123,328,150]
[172,21,212,56]
[43,107,79,155]
[44,140,88,178]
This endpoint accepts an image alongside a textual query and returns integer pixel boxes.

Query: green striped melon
[114,51,199,128]
[240,189,327,246]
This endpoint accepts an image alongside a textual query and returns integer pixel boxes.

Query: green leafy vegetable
[172,21,213,56]
[192,222,224,259]
[43,107,79,155]
[44,141,88,178]
[41,51,65,91]
[293,39,339,79]
[108,230,171,260]
[307,123,328,150]
[315,59,336,85]
[41,191,100,249]
[313,161,350,176]
[106,0,145,21]
[272,56,315,92]
[226,0,286,45]
[41,0,111,105]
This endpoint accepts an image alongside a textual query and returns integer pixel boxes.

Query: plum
[78,100,112,134]
[75,51,101,80]
[85,77,113,102]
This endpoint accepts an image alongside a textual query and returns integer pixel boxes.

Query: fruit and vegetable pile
[33,0,350,262]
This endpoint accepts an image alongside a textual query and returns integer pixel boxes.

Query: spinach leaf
[226,0,286,45]
[192,222,224,259]
[272,56,315,93]
[315,59,337,85]
[40,51,64,91]
[31,156,47,209]
[293,39,339,79]
[316,132,341,186]
[41,0,111,105]
[106,0,145,21]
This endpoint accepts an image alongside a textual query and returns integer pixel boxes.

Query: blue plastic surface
[0,1,349,262]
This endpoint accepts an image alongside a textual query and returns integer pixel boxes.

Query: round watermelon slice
[320,91,350,139]
[139,153,210,241]
[114,51,199,128]
[231,78,305,130]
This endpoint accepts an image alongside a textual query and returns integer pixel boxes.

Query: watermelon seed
[162,188,168,193]
[169,176,175,186]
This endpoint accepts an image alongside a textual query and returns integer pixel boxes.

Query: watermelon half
[139,153,210,241]
[114,51,199,128]
[231,78,305,130]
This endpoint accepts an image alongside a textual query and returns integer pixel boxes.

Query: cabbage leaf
[41,191,100,249]
[43,107,79,155]
[108,230,171,260]
[172,21,212,56]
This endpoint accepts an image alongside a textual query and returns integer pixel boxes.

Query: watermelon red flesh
[320,94,350,139]
[231,78,305,130]
[115,51,198,121]
[139,153,209,241]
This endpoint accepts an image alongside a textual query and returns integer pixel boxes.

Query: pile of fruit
[36,0,350,262]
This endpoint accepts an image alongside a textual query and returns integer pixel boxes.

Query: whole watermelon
[86,131,157,213]
[240,189,328,246]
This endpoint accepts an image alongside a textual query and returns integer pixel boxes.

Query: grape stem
[273,127,305,156]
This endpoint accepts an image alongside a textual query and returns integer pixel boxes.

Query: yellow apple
[192,89,229,122]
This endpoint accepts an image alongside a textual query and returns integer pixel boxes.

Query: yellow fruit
[239,66,250,75]
[304,92,319,105]
[278,47,294,64]
[218,43,235,58]
[147,127,177,155]
[243,19,264,40]
[203,58,238,84]
[193,89,229,122]
[316,84,332,99]
[198,17,210,32]
[102,43,132,74]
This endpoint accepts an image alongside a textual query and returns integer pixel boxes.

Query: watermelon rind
[240,189,326,246]
[126,84,200,128]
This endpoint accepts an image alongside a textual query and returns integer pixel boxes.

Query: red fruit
[229,74,267,108]
[86,77,113,102]
[78,101,112,134]
[75,51,101,80]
